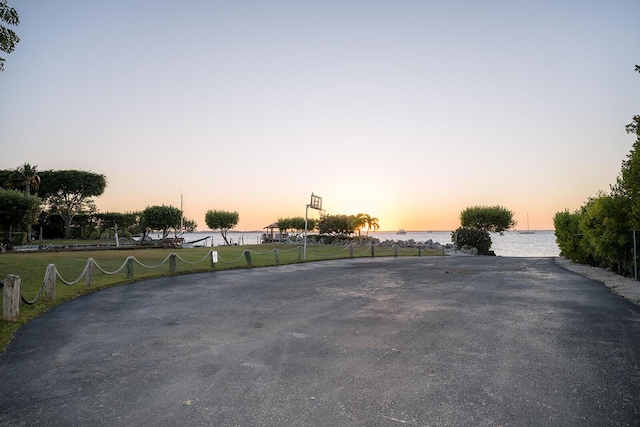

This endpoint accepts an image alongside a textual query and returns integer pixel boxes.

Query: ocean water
[369,230,559,257]
[153,230,559,257]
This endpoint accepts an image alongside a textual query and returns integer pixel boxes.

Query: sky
[2,1,639,232]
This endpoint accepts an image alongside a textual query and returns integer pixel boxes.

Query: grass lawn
[0,242,442,351]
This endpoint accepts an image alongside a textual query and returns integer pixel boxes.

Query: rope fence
[2,243,445,322]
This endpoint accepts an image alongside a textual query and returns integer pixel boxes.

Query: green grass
[0,242,442,352]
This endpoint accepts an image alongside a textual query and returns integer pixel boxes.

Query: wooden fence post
[2,274,21,322]
[371,244,375,257]
[394,245,398,257]
[126,257,135,278]
[45,264,57,299]
[169,254,177,275]
[85,258,94,288]
[349,244,354,258]
[418,246,422,257]
[244,250,253,267]
[274,249,280,264]
[298,246,302,260]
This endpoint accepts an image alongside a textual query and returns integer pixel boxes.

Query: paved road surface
[1,256,639,426]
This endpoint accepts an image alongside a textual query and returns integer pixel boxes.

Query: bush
[452,227,492,255]
[0,232,27,246]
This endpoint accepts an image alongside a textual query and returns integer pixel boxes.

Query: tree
[353,214,367,237]
[0,169,13,188]
[94,212,138,239]
[205,210,239,245]
[0,0,19,71]
[459,205,517,233]
[182,217,197,233]
[37,170,107,239]
[553,208,591,265]
[140,205,182,241]
[553,65,640,275]
[317,214,356,236]
[0,189,41,250]
[7,163,40,195]
[277,216,313,238]
[277,217,292,235]
[357,213,380,236]
[454,205,516,255]
[613,66,640,228]
[579,193,632,274]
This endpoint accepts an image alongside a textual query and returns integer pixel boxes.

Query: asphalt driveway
[1,256,639,426]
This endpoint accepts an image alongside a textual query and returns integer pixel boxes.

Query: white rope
[306,245,351,257]
[245,248,277,256]
[217,252,247,264]
[273,247,300,253]
[56,258,94,286]
[133,253,173,269]
[351,243,373,255]
[92,256,131,275]
[173,250,214,265]
[21,265,53,304]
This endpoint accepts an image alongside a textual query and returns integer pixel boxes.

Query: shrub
[0,232,27,246]
[553,208,593,265]
[452,227,492,255]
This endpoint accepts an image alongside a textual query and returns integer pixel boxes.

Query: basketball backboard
[309,193,322,210]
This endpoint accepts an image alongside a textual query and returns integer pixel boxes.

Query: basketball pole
[304,193,322,260]
[304,203,309,260]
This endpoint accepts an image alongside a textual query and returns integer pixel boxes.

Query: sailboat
[518,213,535,234]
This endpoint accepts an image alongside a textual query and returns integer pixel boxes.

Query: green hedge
[0,232,27,246]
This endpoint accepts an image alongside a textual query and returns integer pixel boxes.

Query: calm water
[153,230,559,257]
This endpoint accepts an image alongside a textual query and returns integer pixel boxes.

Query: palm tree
[354,214,368,238]
[364,214,380,236]
[8,163,40,195]
[355,213,380,237]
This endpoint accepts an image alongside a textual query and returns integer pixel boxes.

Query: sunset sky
[2,1,639,231]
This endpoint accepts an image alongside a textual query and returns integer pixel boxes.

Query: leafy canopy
[554,65,639,276]
[0,0,19,71]
[37,170,107,239]
[317,214,356,236]
[140,205,182,240]
[205,210,239,246]
[0,189,41,250]
[459,205,516,234]
[277,216,315,236]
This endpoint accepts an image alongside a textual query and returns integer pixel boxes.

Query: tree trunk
[63,212,74,239]
[221,231,230,245]
[3,224,12,250]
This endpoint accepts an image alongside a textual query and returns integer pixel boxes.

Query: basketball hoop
[309,194,322,210]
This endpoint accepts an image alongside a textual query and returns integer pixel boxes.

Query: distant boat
[396,229,407,235]
[518,213,535,234]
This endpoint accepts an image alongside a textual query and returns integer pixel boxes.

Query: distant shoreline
[193,230,556,234]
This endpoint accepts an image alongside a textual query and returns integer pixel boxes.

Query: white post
[304,203,310,260]
[304,193,322,260]
[454,231,458,254]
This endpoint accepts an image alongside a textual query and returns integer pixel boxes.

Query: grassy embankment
[0,241,441,351]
